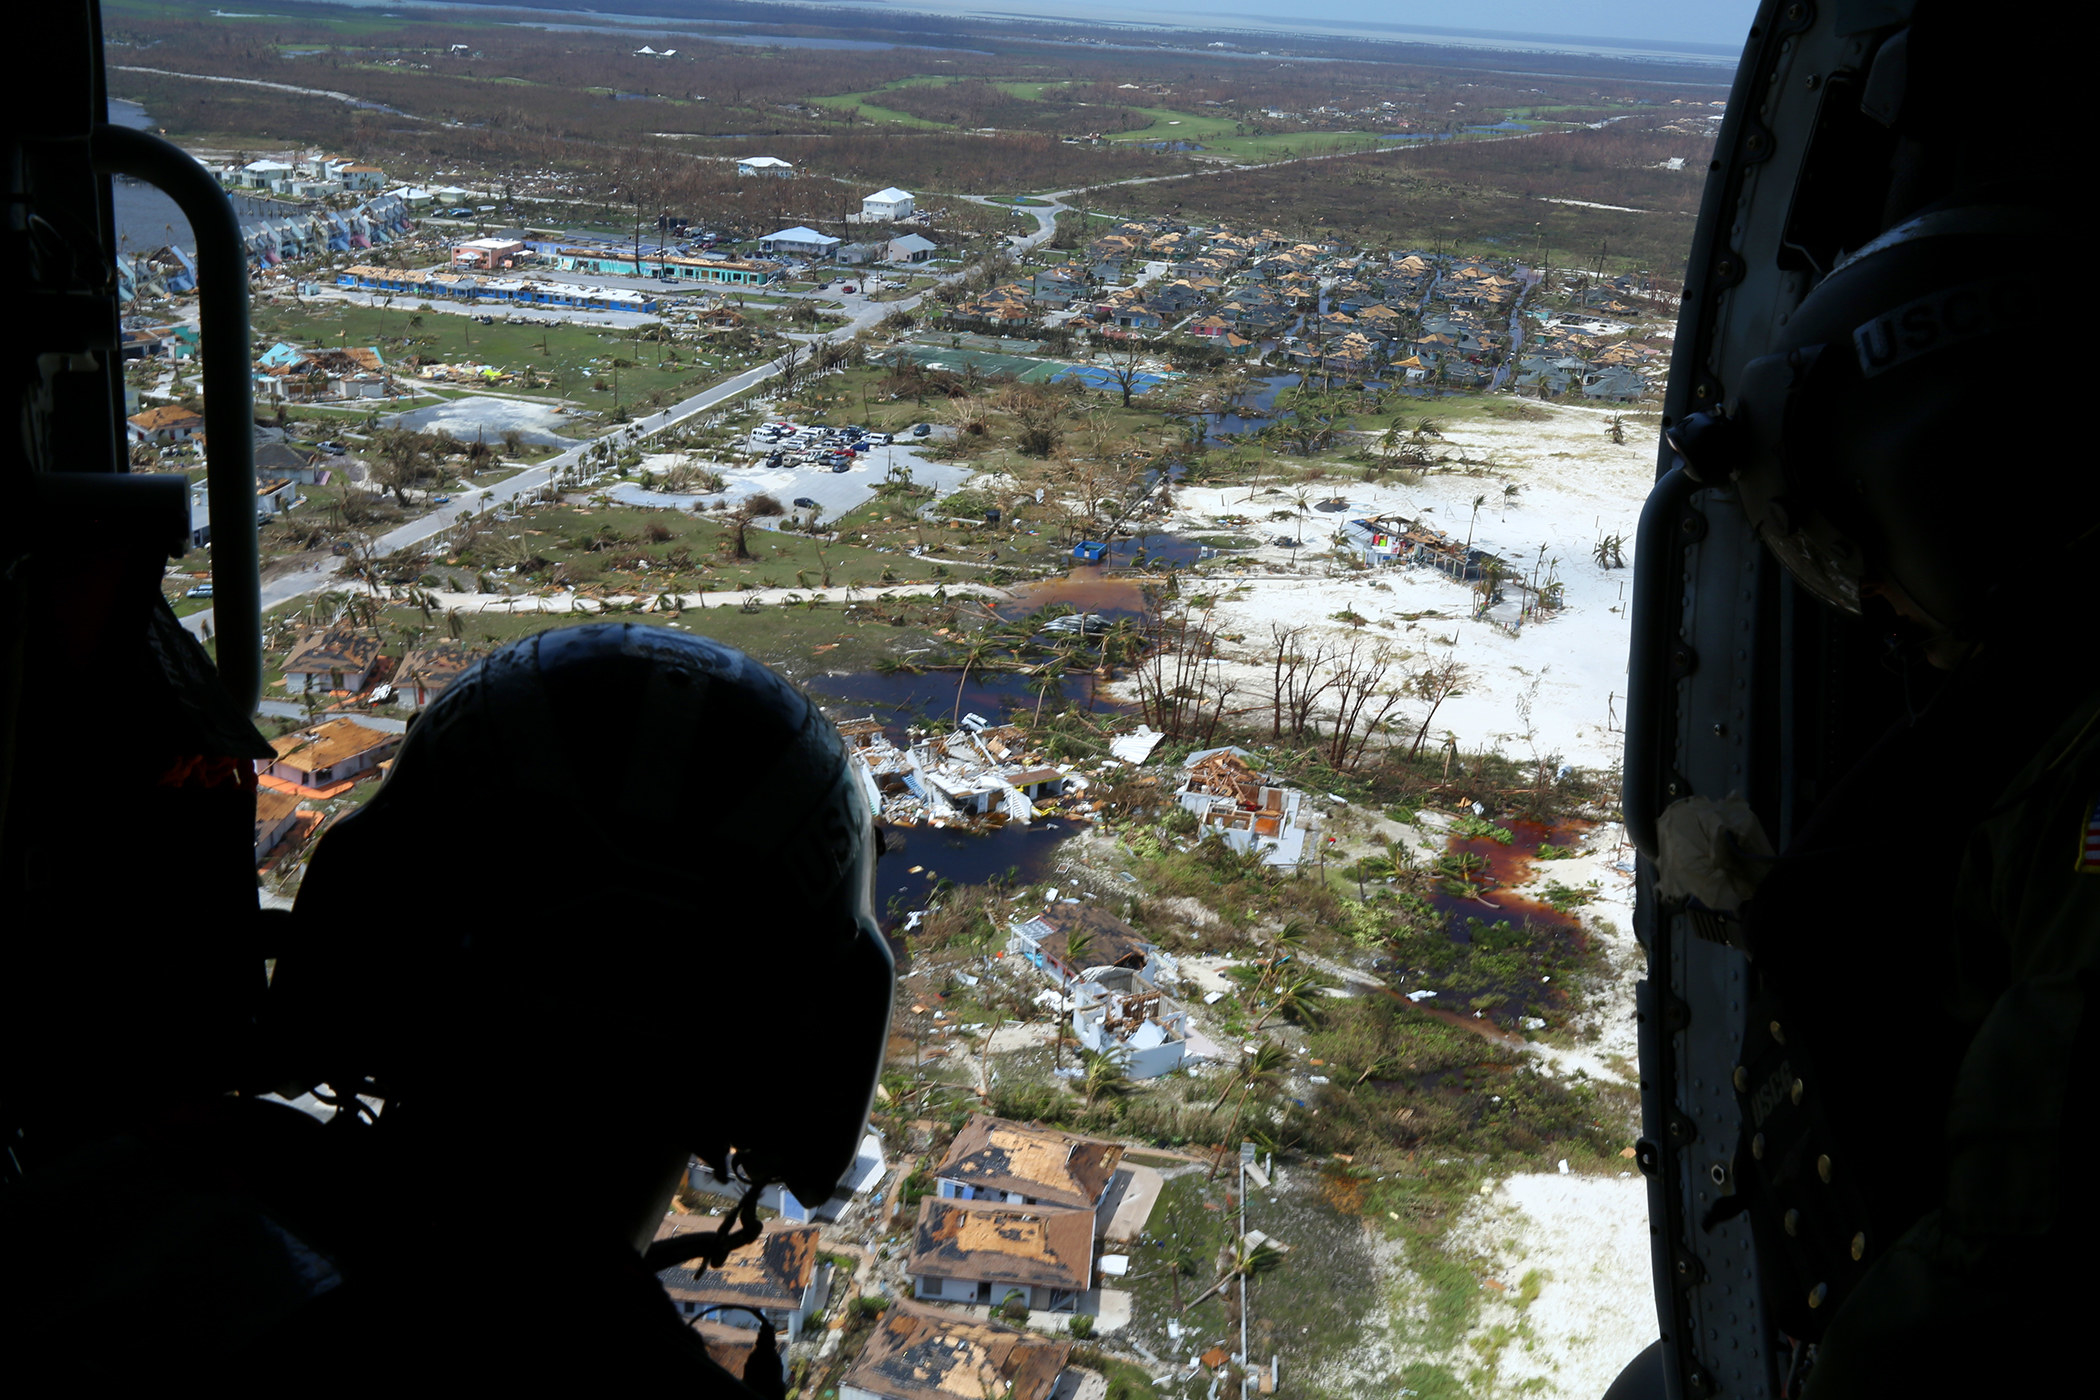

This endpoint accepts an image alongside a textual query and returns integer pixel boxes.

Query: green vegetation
[248,297,759,430]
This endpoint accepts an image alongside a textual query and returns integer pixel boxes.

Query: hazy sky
[828,1,1766,49]
[1111,2,1755,46]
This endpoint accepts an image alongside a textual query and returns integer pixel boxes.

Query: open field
[247,294,760,427]
[103,0,1724,267]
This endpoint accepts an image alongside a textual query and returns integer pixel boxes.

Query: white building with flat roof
[861,187,915,222]
[737,156,795,177]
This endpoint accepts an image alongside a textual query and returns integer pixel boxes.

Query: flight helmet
[1669,203,2092,641]
[270,624,895,1211]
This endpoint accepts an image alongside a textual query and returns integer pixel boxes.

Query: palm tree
[1026,661,1065,725]
[950,635,997,729]
[1377,418,1407,471]
[1208,1038,1288,1117]
[1465,494,1487,551]
[1080,1049,1129,1110]
[1500,482,1520,517]
[976,1006,1007,1098]
[1209,1039,1291,1180]
[1251,974,1324,1033]
[1053,926,1095,1071]
[1185,1238,1285,1310]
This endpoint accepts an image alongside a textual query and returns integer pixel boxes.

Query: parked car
[792,496,818,509]
[432,495,452,505]
[184,583,213,598]
[830,462,850,474]
[911,423,931,436]
[316,441,346,455]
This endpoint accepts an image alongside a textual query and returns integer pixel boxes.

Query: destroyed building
[1176,747,1310,868]
[1008,908,1188,1077]
[1074,974,1190,1079]
[842,1303,1069,1400]
[1007,904,1174,987]
[838,715,1072,828]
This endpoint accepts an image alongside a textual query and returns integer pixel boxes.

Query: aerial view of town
[106,1,1744,1394]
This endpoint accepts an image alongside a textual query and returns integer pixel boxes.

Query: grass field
[249,298,738,423]
[809,77,959,129]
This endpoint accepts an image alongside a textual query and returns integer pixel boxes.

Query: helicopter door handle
[90,123,260,715]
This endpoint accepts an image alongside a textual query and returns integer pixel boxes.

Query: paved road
[184,204,1065,648]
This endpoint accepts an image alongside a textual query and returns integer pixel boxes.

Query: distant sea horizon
[312,0,1742,68]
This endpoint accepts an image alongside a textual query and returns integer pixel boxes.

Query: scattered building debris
[843,1302,1070,1400]
[1176,747,1312,867]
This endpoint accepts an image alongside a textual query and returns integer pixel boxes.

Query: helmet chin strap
[640,1176,765,1273]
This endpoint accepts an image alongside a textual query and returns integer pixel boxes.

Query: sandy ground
[1165,401,1656,775]
[1135,402,1661,1390]
[1445,1173,1657,1398]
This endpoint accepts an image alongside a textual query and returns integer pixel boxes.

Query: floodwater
[998,569,1148,621]
[106,98,307,251]
[807,665,1113,726]
[875,819,1074,924]
[1201,374,1299,436]
[1367,818,1593,1037]
[1104,530,1208,568]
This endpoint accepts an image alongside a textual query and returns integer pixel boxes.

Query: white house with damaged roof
[935,1114,1125,1223]
[1176,746,1311,867]
[906,1196,1096,1314]
[1008,906,1189,1077]
[758,226,840,259]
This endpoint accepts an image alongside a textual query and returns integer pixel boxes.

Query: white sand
[1445,1173,1657,1398]
[1162,401,1656,775]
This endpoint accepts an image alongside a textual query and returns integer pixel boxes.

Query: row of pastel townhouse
[117,191,414,302]
[335,262,659,314]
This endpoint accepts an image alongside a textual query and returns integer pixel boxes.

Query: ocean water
[106,99,305,253]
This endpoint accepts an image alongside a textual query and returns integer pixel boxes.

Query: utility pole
[1238,1141,1252,1400]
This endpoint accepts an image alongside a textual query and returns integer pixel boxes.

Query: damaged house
[838,716,1071,828]
[907,1197,1096,1314]
[652,1217,830,1343]
[842,1303,1069,1400]
[1007,908,1188,1077]
[1176,747,1310,868]
[1008,905,1174,988]
[1074,973,1190,1079]
[934,1114,1126,1232]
